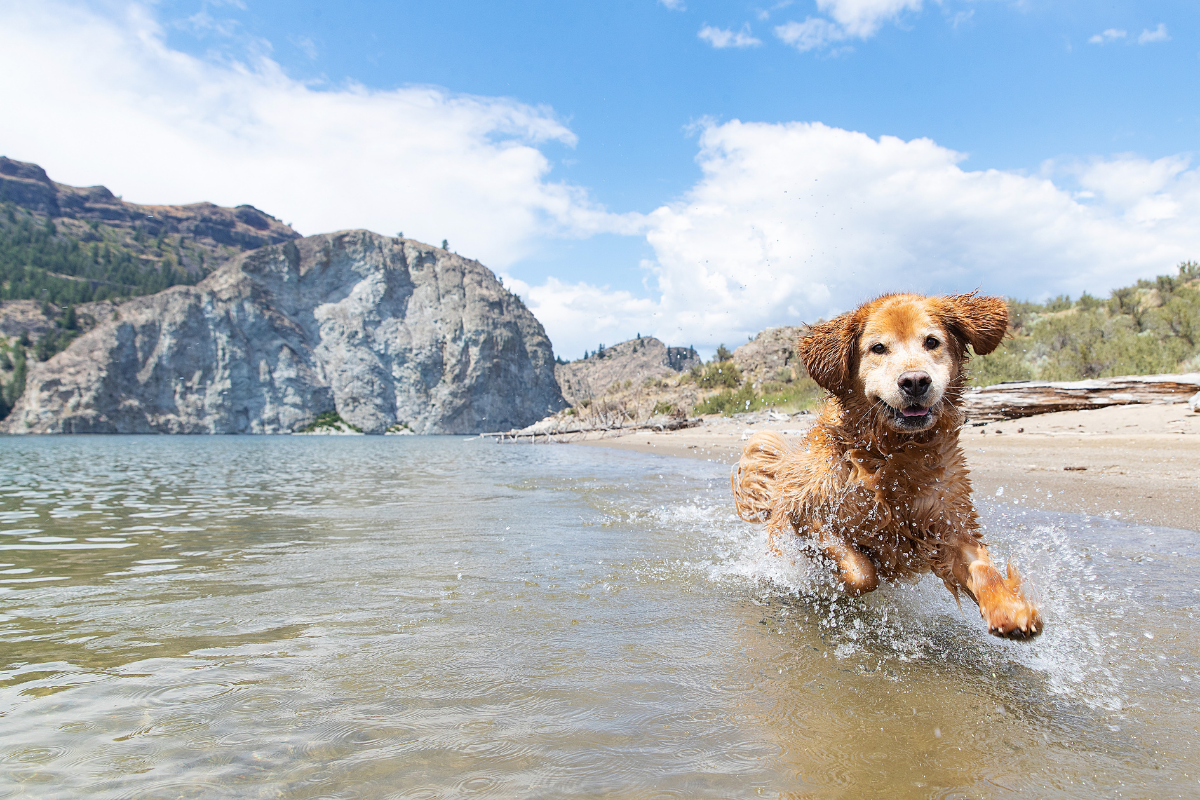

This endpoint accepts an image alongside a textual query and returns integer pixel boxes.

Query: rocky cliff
[733,327,806,387]
[1,231,566,434]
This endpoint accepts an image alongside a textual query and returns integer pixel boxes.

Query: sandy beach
[574,402,1200,532]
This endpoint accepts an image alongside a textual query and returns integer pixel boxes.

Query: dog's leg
[951,542,1042,638]
[812,526,879,596]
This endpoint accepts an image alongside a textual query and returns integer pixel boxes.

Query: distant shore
[573,402,1200,533]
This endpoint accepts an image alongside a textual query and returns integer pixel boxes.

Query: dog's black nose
[898,371,932,398]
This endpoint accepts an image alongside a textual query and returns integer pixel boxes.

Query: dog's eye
[870,343,886,355]
[924,336,940,350]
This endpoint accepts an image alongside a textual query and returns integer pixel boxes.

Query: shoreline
[573,402,1200,533]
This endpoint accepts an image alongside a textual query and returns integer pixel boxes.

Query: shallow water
[0,435,1196,798]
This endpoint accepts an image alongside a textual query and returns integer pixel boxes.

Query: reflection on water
[0,436,1196,798]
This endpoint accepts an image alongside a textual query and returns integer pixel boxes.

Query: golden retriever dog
[731,293,1042,638]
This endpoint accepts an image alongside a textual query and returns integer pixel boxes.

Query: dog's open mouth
[891,404,933,428]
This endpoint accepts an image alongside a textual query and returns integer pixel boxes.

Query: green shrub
[692,376,822,416]
[299,411,361,433]
[1147,285,1200,349]
[983,262,1200,382]
[968,339,1033,386]
[696,361,741,389]
[1029,309,1187,380]
[694,383,757,415]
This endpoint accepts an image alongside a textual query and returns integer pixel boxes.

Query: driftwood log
[481,415,702,443]
[963,373,1200,422]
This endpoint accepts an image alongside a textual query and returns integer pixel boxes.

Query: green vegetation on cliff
[0,203,198,305]
[0,338,27,420]
[971,261,1200,385]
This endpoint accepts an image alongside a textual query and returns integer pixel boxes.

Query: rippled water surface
[0,436,1197,798]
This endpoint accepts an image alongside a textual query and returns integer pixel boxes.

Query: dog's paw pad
[983,600,1043,639]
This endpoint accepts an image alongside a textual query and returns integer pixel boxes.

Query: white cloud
[290,35,319,60]
[698,24,763,49]
[756,1,795,22]
[659,0,686,10]
[775,0,922,51]
[1138,23,1170,44]
[0,0,636,269]
[521,121,1200,358]
[817,0,923,38]
[504,275,664,359]
[775,18,847,51]
[1088,28,1127,44]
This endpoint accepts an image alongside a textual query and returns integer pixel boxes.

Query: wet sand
[576,402,1200,532]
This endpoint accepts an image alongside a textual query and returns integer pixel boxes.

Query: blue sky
[1,0,1198,357]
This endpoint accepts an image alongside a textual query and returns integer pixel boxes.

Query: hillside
[971,261,1200,386]
[0,156,299,308]
[555,336,699,405]
[534,328,822,432]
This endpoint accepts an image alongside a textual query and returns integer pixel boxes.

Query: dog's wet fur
[732,293,1042,638]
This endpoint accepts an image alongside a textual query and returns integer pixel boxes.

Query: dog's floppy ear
[937,293,1009,355]
[799,311,863,393]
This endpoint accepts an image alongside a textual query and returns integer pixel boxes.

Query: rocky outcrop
[555,337,699,405]
[0,156,299,272]
[0,299,119,342]
[1,231,566,434]
[733,327,806,386]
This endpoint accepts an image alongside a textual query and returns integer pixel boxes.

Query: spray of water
[647,490,1129,711]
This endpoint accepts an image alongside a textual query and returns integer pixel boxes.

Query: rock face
[1,231,566,434]
[554,337,699,405]
[733,327,806,386]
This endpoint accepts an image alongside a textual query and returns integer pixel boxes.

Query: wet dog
[731,293,1042,638]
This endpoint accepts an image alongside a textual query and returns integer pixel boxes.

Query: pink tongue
[901,407,928,417]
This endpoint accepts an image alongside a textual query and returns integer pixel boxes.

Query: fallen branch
[480,416,701,443]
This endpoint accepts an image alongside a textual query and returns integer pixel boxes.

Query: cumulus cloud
[520,121,1200,358]
[659,0,686,10]
[0,0,636,269]
[1138,23,1170,44]
[776,0,922,51]
[698,24,763,49]
[1088,28,1127,44]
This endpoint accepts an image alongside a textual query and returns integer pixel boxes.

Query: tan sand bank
[575,403,1200,532]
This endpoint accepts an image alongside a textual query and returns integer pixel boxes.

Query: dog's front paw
[979,564,1042,639]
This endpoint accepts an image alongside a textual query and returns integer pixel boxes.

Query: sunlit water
[0,436,1196,798]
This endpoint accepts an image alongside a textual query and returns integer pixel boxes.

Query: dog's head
[799,293,1008,433]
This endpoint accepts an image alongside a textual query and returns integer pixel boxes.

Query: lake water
[0,436,1197,798]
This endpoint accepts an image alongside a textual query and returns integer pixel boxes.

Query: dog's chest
[842,447,965,527]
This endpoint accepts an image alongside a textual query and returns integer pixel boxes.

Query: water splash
[648,489,1135,710]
